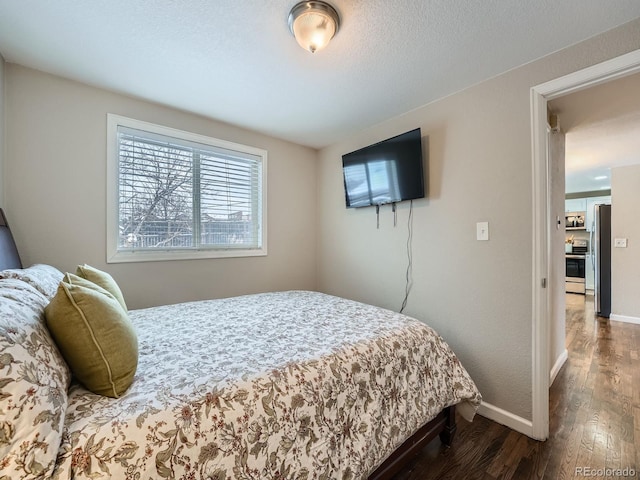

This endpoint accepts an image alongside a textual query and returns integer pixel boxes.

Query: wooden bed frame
[0,208,456,478]
[368,405,456,479]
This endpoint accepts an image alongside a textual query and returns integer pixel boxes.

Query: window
[107,114,267,263]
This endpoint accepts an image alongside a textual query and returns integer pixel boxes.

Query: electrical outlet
[476,222,489,241]
[614,238,628,248]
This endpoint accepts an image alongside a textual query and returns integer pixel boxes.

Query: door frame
[530,49,640,440]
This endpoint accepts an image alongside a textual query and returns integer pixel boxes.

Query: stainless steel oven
[566,239,587,294]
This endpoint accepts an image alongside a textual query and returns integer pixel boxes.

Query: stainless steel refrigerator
[592,203,611,317]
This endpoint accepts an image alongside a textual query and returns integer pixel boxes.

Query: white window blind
[107,115,267,262]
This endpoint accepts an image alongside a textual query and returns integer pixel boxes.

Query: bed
[0,209,482,480]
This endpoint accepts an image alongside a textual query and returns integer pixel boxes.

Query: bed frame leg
[439,405,457,446]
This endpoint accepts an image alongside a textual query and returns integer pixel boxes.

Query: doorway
[530,49,640,440]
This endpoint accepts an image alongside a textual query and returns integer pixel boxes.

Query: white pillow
[0,278,71,478]
[0,264,64,299]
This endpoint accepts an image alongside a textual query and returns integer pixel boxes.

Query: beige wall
[317,19,640,420]
[4,65,318,308]
[0,54,4,206]
[611,164,640,319]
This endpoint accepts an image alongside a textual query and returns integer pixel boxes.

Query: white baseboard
[549,349,568,386]
[476,402,533,438]
[610,313,640,325]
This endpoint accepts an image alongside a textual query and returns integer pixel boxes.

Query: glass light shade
[288,1,340,54]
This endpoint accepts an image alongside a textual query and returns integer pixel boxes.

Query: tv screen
[342,128,424,208]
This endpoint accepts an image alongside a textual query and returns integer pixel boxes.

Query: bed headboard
[0,208,22,270]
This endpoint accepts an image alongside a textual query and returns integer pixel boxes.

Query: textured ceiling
[1,1,640,149]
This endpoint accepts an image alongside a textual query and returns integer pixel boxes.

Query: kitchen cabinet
[585,195,611,232]
[565,198,587,213]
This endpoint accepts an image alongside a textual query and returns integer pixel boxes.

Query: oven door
[566,255,586,294]
[566,256,586,279]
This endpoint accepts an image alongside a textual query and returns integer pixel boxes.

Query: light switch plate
[477,222,489,241]
[614,238,628,248]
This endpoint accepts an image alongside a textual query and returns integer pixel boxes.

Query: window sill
[106,247,267,264]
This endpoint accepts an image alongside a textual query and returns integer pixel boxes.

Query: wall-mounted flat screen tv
[342,128,424,208]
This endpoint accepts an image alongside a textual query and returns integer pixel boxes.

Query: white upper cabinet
[565,198,587,213]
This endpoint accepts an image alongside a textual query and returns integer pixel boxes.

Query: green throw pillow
[76,264,127,311]
[44,274,138,398]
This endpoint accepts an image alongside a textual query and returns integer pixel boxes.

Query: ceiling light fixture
[594,175,608,180]
[288,1,340,54]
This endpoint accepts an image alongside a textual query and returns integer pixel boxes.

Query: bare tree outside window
[115,126,263,254]
[118,137,194,249]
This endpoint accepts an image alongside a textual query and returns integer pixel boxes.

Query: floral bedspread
[52,291,481,480]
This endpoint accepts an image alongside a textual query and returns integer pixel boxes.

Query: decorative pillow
[44,275,138,398]
[75,264,127,311]
[0,278,71,479]
[0,264,64,300]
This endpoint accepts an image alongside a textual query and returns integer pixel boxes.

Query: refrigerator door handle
[594,205,600,314]
[590,227,594,268]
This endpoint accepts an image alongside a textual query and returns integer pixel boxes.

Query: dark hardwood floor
[392,293,639,479]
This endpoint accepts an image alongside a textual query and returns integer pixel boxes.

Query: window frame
[106,114,267,263]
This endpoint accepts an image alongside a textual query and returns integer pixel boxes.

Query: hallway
[393,293,639,479]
